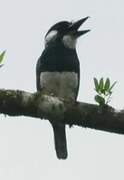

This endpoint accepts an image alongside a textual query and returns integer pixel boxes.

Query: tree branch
[0,89,124,134]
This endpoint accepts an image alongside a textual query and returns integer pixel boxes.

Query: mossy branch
[0,89,124,134]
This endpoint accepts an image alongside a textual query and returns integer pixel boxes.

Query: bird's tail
[51,122,68,159]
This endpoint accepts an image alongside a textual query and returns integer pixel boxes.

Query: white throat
[62,35,77,49]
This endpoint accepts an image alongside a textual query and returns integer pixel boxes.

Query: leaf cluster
[94,78,117,106]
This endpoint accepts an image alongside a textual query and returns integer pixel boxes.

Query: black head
[45,17,90,49]
[45,21,71,38]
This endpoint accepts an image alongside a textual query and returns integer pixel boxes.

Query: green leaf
[104,78,110,91]
[101,89,105,95]
[94,78,99,92]
[95,95,105,105]
[0,51,6,64]
[109,81,117,92]
[99,78,104,92]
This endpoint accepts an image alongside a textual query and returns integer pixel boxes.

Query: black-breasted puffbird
[36,17,90,159]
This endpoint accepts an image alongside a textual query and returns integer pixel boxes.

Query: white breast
[40,71,78,100]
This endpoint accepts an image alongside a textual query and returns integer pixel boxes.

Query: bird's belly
[40,71,78,100]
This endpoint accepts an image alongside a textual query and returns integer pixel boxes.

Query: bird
[36,17,90,159]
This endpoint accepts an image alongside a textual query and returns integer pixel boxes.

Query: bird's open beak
[69,17,90,37]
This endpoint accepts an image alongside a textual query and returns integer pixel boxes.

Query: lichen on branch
[0,89,124,134]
